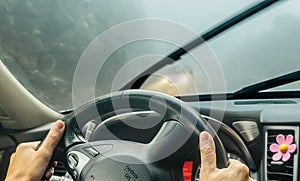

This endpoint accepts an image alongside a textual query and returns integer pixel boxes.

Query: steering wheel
[51,90,228,180]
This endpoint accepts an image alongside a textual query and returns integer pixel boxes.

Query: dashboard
[2,97,299,181]
[57,97,300,181]
[65,97,299,181]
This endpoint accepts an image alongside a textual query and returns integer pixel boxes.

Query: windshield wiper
[233,70,300,98]
[120,0,281,90]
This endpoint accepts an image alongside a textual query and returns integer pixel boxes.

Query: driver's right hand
[199,131,254,181]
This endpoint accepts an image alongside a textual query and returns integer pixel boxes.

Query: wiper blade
[233,70,300,97]
[120,0,281,90]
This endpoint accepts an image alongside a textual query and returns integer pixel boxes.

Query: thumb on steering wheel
[199,131,217,173]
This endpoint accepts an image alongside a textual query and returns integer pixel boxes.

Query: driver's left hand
[5,120,65,181]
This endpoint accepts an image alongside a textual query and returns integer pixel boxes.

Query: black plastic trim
[177,91,300,102]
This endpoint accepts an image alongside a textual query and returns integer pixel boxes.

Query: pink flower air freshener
[269,134,297,162]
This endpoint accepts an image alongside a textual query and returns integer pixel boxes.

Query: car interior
[0,0,299,180]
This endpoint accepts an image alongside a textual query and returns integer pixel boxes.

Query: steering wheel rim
[53,90,228,180]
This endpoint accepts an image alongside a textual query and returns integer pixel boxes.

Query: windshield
[142,0,300,95]
[1,0,298,111]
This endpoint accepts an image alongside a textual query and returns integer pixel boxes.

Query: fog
[0,0,299,110]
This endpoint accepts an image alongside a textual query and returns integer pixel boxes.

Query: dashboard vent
[234,100,296,105]
[266,129,295,181]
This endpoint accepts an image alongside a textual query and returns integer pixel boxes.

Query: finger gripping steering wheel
[53,90,228,180]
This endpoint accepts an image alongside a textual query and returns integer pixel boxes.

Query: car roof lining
[0,60,62,130]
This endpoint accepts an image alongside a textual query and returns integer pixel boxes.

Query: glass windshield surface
[2,0,288,110]
[206,0,300,93]
[143,0,300,95]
